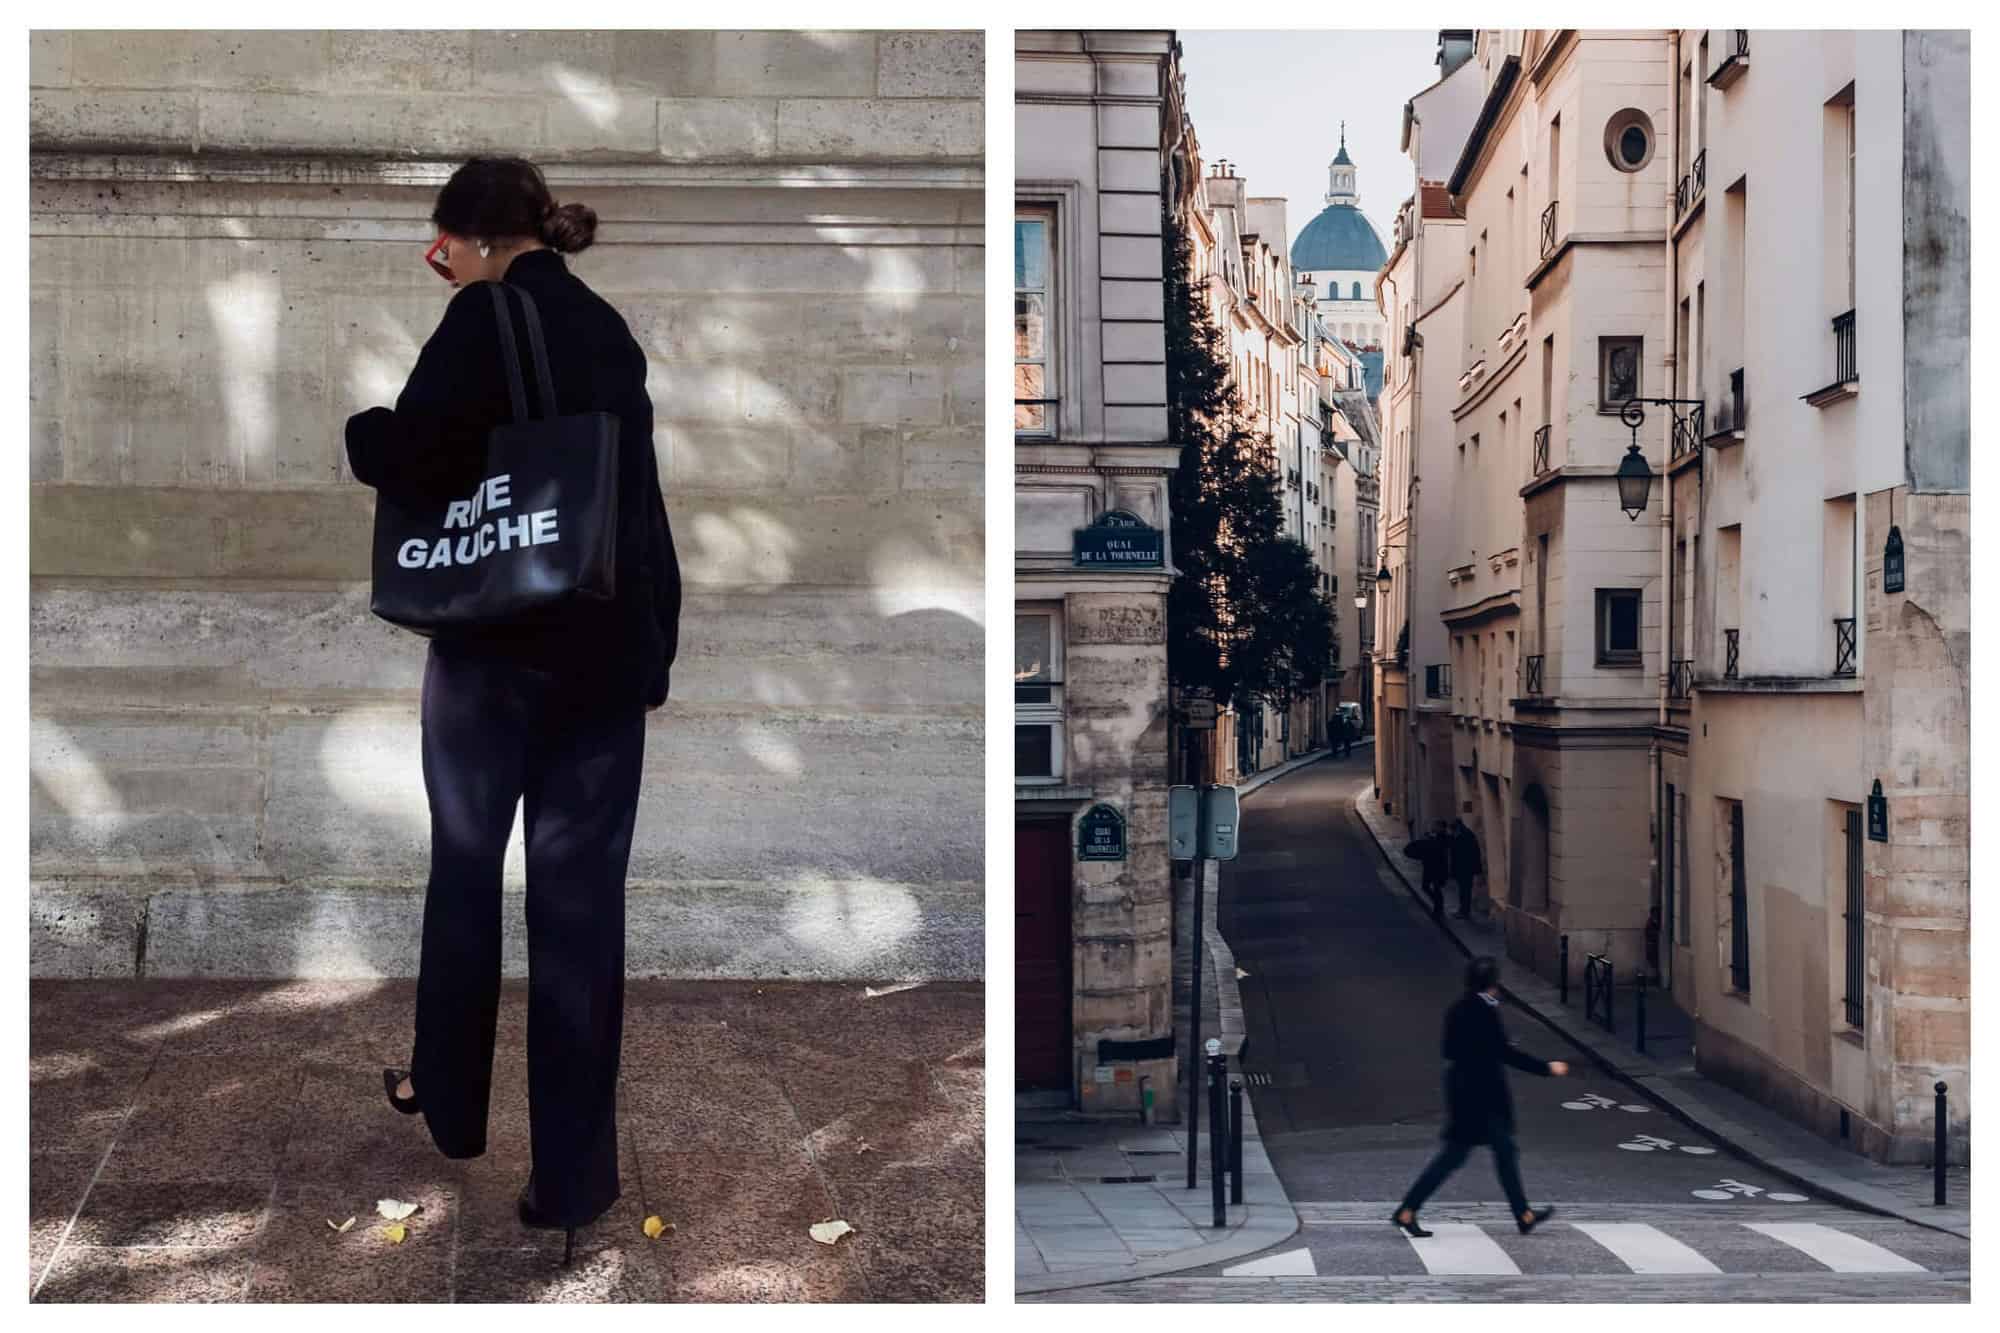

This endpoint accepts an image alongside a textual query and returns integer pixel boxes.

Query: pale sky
[1179,30,1442,262]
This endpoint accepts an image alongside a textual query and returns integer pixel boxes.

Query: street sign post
[1168,785,1198,860]
[1184,783,1241,1190]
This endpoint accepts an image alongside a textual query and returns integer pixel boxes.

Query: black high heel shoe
[517,1172,578,1267]
[383,1068,420,1115]
[1517,1204,1556,1235]
[1391,1209,1433,1238]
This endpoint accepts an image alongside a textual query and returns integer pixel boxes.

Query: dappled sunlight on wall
[202,270,280,477]
[868,533,983,627]
[686,506,798,586]
[548,63,622,130]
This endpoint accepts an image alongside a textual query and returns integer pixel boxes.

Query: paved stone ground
[29,978,982,1303]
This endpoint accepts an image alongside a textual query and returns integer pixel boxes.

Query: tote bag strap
[487,283,531,423]
[511,285,558,419]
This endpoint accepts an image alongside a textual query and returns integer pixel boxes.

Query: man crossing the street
[1392,956,1567,1239]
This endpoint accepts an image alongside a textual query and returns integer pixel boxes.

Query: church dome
[1292,204,1387,276]
[1291,122,1387,278]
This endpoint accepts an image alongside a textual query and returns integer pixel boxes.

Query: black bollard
[1208,1051,1228,1227]
[1229,1078,1245,1206]
[1636,969,1648,1055]
[1560,934,1570,1006]
[1934,1082,1948,1206]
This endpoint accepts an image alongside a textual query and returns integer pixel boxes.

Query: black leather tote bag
[368,283,620,634]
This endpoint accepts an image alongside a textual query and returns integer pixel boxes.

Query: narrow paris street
[1038,755,1969,1303]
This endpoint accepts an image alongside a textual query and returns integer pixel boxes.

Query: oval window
[1604,109,1656,173]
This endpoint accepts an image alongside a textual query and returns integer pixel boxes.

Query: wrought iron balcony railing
[1834,617,1858,676]
[1532,423,1551,475]
[1522,654,1545,696]
[1724,628,1739,680]
[1669,658,1695,700]
[1540,200,1558,260]
[1675,149,1707,218]
[1670,401,1706,459]
[1832,309,1857,385]
[1709,29,1751,89]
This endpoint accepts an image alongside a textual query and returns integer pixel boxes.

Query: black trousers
[409,645,647,1227]
[1455,874,1475,917]
[1399,1131,1530,1218]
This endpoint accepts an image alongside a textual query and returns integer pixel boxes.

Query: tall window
[1842,807,1864,1029]
[1015,607,1065,780]
[1599,335,1642,409]
[1728,800,1749,992]
[1677,788,1690,944]
[1664,781,1677,957]
[1595,588,1642,665]
[1014,210,1055,438]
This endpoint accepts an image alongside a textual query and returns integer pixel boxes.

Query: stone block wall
[29,30,985,981]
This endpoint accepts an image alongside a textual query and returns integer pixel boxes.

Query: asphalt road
[1135,752,1970,1300]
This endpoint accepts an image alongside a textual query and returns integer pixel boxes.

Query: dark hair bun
[541,202,597,254]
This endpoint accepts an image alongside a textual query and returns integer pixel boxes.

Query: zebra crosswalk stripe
[1745,1222,1928,1273]
[1571,1222,1722,1274]
[1406,1222,1522,1275]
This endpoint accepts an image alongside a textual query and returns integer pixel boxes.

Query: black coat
[1450,826,1483,879]
[1403,835,1449,883]
[345,248,681,711]
[1439,991,1553,1144]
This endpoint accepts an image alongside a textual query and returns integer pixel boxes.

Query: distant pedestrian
[1326,715,1340,757]
[1402,821,1450,917]
[1450,819,1483,920]
[1392,957,1567,1239]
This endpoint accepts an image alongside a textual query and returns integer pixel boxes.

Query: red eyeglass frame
[424,235,454,282]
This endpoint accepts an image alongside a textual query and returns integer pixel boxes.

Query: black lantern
[1883,525,1905,594]
[1615,442,1653,520]
[1376,562,1393,588]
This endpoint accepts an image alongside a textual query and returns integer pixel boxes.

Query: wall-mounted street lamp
[1373,542,1409,589]
[1612,397,1707,520]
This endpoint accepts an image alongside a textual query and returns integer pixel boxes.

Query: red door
[1015,821,1073,1091]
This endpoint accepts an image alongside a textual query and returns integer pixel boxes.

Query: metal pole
[1560,934,1570,1005]
[1636,969,1648,1055]
[1208,1048,1227,1228]
[1934,1082,1948,1206]
[1229,1078,1245,1205]
[1186,851,1206,1190]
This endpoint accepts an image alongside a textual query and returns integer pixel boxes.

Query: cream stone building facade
[1377,26,1968,1166]
[29,30,984,982]
[1014,30,1186,1113]
[1663,28,1968,1164]
[1373,33,1479,834]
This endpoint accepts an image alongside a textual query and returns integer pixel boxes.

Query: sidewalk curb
[1347,789,1971,1241]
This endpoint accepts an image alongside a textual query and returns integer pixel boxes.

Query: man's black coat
[1403,833,1449,885]
[1450,825,1483,880]
[345,248,681,710]
[1439,991,1553,1145]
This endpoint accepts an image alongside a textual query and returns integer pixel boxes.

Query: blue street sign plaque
[1073,509,1165,569]
[1077,803,1128,862]
[1867,779,1888,842]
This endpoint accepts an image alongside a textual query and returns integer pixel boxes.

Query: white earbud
[478,241,492,258]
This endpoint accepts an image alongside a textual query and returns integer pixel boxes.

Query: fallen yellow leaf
[642,1215,675,1240]
[326,1217,356,1234]
[809,1219,856,1246]
[380,1223,408,1244]
[376,1198,419,1221]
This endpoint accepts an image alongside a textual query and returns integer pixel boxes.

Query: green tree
[1163,215,1336,716]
